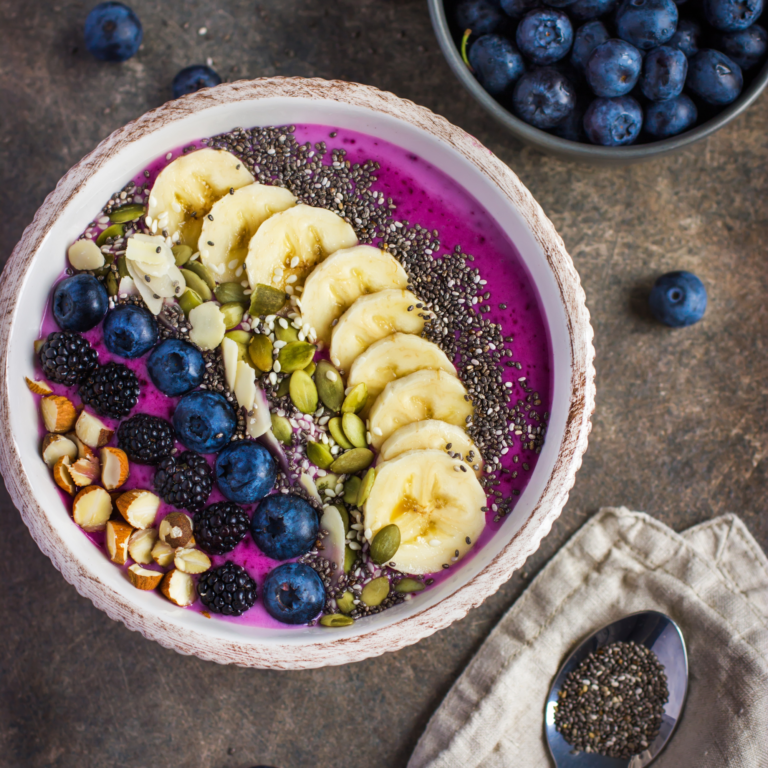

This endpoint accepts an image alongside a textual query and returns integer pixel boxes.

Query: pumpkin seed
[315,360,344,412]
[247,334,273,372]
[117,254,129,278]
[249,283,286,317]
[225,330,252,345]
[96,223,124,246]
[356,467,376,507]
[93,265,111,278]
[184,260,216,290]
[336,502,350,533]
[342,412,367,448]
[395,578,426,594]
[361,576,390,607]
[178,288,203,316]
[315,473,340,493]
[370,524,400,564]
[328,417,354,449]
[290,370,318,414]
[304,360,316,377]
[336,591,355,614]
[214,281,249,305]
[172,244,193,267]
[344,545,358,572]
[278,341,316,373]
[320,613,354,628]
[330,448,374,474]
[220,302,245,330]
[307,441,334,470]
[105,271,118,297]
[341,382,368,414]
[343,476,361,505]
[180,269,213,301]
[109,203,145,223]
[276,376,291,398]
[275,323,299,343]
[270,415,293,445]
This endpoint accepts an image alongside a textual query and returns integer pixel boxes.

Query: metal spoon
[545,611,688,768]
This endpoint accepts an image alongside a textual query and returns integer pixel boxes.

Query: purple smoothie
[36,124,552,629]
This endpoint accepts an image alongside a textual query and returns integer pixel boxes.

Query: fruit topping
[79,363,140,419]
[103,304,158,359]
[158,511,194,548]
[153,451,213,513]
[194,501,250,555]
[100,447,130,490]
[76,410,115,449]
[40,395,77,434]
[72,486,113,532]
[116,489,161,529]
[52,274,109,333]
[146,338,205,396]
[106,520,133,565]
[39,331,98,386]
[251,493,319,560]
[215,441,277,504]
[161,569,197,607]
[197,561,258,616]
[128,564,163,591]
[262,562,325,625]
[173,391,237,453]
[117,413,175,465]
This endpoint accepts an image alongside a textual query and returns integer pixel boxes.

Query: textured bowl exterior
[0,77,595,668]
[428,0,768,165]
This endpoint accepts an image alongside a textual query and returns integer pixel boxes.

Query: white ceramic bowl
[0,78,594,669]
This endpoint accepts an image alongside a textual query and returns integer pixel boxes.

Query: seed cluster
[554,642,669,759]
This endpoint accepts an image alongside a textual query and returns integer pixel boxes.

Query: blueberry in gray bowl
[586,39,643,97]
[469,34,526,94]
[571,20,610,72]
[456,0,506,34]
[640,45,688,100]
[583,95,644,145]
[516,8,574,65]
[615,0,679,51]
[644,94,698,136]
[686,49,744,104]
[703,0,763,32]
[717,25,768,69]
[513,68,577,127]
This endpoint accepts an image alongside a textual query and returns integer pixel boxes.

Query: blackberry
[118,413,175,465]
[197,562,257,616]
[154,451,212,512]
[39,332,98,386]
[195,502,250,555]
[79,362,140,418]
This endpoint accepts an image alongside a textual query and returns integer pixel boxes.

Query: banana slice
[378,420,483,477]
[347,333,457,415]
[198,183,297,283]
[368,370,473,451]
[330,289,426,373]
[245,204,358,292]
[300,246,408,344]
[147,148,255,246]
[364,450,486,575]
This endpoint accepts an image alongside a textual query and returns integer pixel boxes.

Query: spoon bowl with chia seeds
[545,611,688,768]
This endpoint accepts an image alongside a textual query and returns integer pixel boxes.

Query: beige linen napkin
[408,507,768,768]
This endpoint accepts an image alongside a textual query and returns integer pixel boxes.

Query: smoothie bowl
[0,78,594,668]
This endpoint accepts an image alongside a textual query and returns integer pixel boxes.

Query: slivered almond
[161,569,197,606]
[75,410,114,449]
[72,486,112,531]
[106,520,134,565]
[159,512,193,548]
[174,547,211,574]
[69,455,100,486]
[42,434,78,467]
[53,456,77,495]
[100,447,130,490]
[116,490,160,529]
[41,395,77,433]
[25,377,53,396]
[151,539,175,567]
[128,564,163,590]
[128,528,158,565]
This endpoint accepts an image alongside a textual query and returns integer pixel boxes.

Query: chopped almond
[100,447,130,490]
[53,456,77,495]
[174,547,211,574]
[42,433,78,467]
[25,377,53,396]
[75,410,114,449]
[106,520,134,565]
[41,395,77,433]
[159,512,193,548]
[116,490,160,529]
[67,432,95,460]
[151,539,175,568]
[128,564,163,590]
[69,455,100,487]
[128,528,158,565]
[72,486,112,532]
[161,570,197,607]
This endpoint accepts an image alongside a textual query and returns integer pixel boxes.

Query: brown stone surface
[0,2,766,767]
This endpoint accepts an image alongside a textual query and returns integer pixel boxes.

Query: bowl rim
[428,0,768,163]
[0,76,595,668]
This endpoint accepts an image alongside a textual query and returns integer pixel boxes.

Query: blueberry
[616,0,679,51]
[571,21,611,72]
[469,35,526,94]
[668,18,701,58]
[644,93,698,136]
[52,274,108,333]
[717,25,767,69]
[262,563,325,625]
[640,45,688,100]
[704,0,763,31]
[500,0,541,19]
[516,9,574,65]
[147,339,205,396]
[174,390,237,453]
[686,49,743,104]
[456,0,506,34]
[583,95,644,144]
[649,271,707,326]
[513,68,577,127]
[251,494,319,560]
[551,96,589,140]
[215,441,277,504]
[569,0,620,22]
[543,0,577,6]
[84,2,142,63]
[172,65,222,99]
[586,39,643,96]
[103,304,157,359]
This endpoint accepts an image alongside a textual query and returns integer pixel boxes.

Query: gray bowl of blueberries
[429,0,768,163]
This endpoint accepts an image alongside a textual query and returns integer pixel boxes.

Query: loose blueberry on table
[28,125,551,628]
[454,0,767,145]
